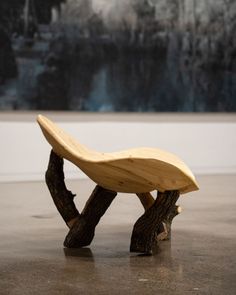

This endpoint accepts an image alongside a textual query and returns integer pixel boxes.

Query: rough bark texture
[45,149,180,254]
[45,150,79,226]
[45,150,117,248]
[160,204,181,240]
[130,190,180,254]
[64,186,117,248]
[136,191,181,242]
[136,192,155,210]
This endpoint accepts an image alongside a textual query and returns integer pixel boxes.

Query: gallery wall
[0,113,236,182]
[1,1,235,183]
[1,0,235,112]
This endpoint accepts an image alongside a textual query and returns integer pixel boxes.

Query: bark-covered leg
[64,185,117,248]
[130,190,180,254]
[136,192,181,242]
[46,150,79,228]
[137,192,155,210]
[157,204,182,241]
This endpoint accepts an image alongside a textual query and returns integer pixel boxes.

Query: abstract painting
[0,0,235,111]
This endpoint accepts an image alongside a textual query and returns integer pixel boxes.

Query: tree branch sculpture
[46,150,182,254]
[37,115,199,255]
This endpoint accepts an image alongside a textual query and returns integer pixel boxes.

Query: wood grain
[37,114,199,194]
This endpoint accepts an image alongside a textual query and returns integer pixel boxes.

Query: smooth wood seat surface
[37,115,199,194]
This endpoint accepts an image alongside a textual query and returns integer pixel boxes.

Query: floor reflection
[63,247,94,259]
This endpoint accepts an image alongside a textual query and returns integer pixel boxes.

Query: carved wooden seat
[37,114,199,255]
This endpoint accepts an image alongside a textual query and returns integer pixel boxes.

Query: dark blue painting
[0,0,236,112]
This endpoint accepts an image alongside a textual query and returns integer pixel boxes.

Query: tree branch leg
[64,186,117,248]
[136,192,181,242]
[46,150,79,228]
[159,204,182,240]
[45,150,117,248]
[137,192,155,210]
[130,190,180,254]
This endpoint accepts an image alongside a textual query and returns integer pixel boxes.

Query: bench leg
[45,150,117,248]
[46,150,180,253]
[46,150,79,228]
[130,190,180,254]
[137,192,182,241]
[64,185,117,248]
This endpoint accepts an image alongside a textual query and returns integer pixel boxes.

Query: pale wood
[37,115,199,194]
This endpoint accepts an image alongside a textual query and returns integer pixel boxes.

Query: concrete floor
[0,175,236,295]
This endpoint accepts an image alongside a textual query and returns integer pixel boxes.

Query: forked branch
[130,190,180,254]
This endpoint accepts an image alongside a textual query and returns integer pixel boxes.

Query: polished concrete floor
[0,175,236,294]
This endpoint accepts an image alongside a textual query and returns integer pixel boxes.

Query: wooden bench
[37,115,199,255]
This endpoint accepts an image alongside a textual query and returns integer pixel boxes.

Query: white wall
[1,113,236,182]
